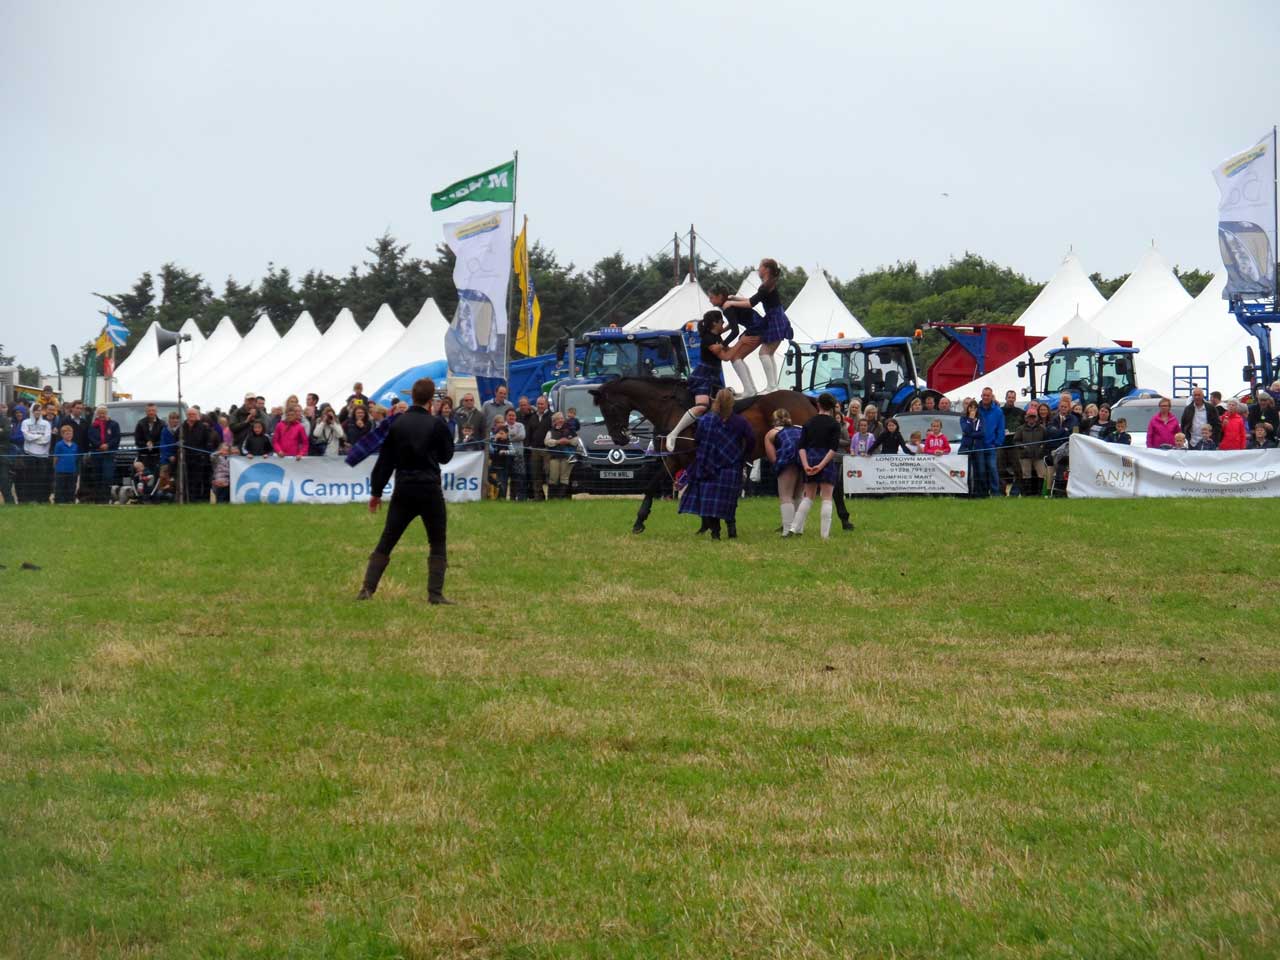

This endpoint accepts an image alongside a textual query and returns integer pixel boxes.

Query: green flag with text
[430,160,516,211]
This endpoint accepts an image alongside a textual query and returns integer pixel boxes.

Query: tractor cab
[578,326,694,381]
[786,336,941,414]
[1020,345,1152,409]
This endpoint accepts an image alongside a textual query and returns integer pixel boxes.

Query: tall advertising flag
[443,208,513,379]
[430,160,516,212]
[1214,129,1277,299]
[512,217,541,357]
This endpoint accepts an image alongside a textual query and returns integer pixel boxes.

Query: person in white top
[20,401,53,503]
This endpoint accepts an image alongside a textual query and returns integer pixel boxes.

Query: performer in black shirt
[359,377,457,604]
[708,283,761,397]
[788,392,842,540]
[666,311,733,450]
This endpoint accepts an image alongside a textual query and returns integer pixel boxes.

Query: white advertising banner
[1066,435,1280,498]
[843,454,969,495]
[229,452,485,505]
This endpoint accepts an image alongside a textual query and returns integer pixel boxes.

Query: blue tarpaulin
[372,360,449,407]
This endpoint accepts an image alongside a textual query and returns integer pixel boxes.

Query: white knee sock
[666,408,699,449]
[792,496,813,534]
[780,500,795,531]
[731,359,757,397]
[820,499,833,539]
[759,352,778,392]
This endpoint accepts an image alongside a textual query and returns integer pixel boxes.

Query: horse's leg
[632,467,664,534]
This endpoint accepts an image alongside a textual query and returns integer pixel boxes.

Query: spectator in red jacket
[272,405,310,459]
[1145,398,1179,449]
[922,418,951,455]
[1218,400,1248,451]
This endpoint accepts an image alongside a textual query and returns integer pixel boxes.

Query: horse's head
[589,383,635,446]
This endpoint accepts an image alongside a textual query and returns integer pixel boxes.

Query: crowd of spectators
[3,377,1277,505]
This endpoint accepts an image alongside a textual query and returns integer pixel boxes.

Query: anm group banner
[1067,435,1280,498]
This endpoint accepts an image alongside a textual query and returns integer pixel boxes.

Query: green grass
[1,497,1278,959]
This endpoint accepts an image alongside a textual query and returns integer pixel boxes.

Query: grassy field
[1,496,1278,959]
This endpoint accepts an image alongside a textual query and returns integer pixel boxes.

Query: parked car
[1109,396,1165,438]
[106,400,187,482]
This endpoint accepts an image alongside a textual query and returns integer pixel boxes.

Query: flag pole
[504,149,519,389]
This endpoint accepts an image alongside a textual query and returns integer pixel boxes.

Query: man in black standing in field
[359,377,456,605]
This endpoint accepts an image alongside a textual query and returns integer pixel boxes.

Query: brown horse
[589,377,818,531]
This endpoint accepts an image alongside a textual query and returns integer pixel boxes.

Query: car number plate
[599,470,634,479]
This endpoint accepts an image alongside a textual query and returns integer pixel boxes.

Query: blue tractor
[1017,342,1159,410]
[785,336,942,414]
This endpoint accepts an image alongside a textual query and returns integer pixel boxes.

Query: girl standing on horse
[667,311,733,451]
[788,392,842,540]
[719,258,794,395]
[764,407,804,537]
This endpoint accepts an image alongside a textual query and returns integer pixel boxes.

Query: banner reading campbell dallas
[1067,435,1280,498]
[230,452,485,505]
[844,454,969,495]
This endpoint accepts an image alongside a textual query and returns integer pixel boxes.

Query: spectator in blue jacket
[974,387,1005,497]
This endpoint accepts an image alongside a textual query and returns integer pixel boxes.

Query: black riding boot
[356,551,390,600]
[696,517,711,535]
[427,555,453,605]
[726,518,737,539]
[707,517,721,540]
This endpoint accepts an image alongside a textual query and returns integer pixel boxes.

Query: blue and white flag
[105,313,130,347]
[1214,130,1277,299]
[443,208,511,379]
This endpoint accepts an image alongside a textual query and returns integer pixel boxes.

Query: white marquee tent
[945,310,1171,403]
[358,299,452,397]
[309,303,406,405]
[121,318,207,399]
[624,276,711,332]
[1091,248,1191,346]
[187,315,281,409]
[1140,274,1251,397]
[261,309,362,403]
[112,321,163,386]
[210,311,322,407]
[786,268,870,342]
[1015,252,1107,336]
[169,317,243,404]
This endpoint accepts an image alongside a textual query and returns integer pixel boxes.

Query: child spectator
[1108,418,1132,445]
[488,417,512,499]
[849,418,874,456]
[1248,423,1277,450]
[905,430,924,454]
[1172,432,1188,450]
[211,444,232,503]
[922,419,951,455]
[565,407,581,435]
[52,424,79,503]
[868,417,913,455]
[1190,425,1217,451]
[154,465,175,502]
[117,460,156,504]
[242,419,273,457]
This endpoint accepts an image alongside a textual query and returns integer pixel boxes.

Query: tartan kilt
[803,446,839,485]
[761,304,793,343]
[687,363,723,399]
[677,464,741,520]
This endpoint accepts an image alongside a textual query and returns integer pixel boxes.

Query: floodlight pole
[689,224,696,282]
[176,337,186,505]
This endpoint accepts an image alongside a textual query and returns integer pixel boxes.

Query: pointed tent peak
[735,271,760,298]
[288,311,319,336]
[625,277,711,331]
[326,308,361,336]
[786,267,869,341]
[365,303,404,332]
[1016,250,1108,335]
[208,316,240,340]
[407,298,451,329]
[1092,246,1191,342]
[179,318,206,342]
[241,314,282,342]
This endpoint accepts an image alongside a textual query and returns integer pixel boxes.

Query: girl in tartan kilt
[764,407,804,535]
[666,311,732,451]
[718,258,793,394]
[788,392,842,540]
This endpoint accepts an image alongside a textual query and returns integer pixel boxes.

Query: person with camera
[358,377,456,605]
[311,405,343,458]
[488,415,512,499]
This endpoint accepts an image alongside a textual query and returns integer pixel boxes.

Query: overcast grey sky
[3,0,1277,366]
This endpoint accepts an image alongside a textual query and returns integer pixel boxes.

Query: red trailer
[926,323,1044,394]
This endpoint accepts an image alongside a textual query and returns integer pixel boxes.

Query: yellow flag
[95,331,113,355]
[512,217,541,357]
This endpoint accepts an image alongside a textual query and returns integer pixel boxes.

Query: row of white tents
[114,249,1254,409]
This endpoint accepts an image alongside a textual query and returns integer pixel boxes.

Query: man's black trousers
[375,486,447,557]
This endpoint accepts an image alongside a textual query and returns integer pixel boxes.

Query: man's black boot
[357,552,390,600]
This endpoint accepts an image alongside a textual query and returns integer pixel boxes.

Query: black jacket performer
[359,378,457,604]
